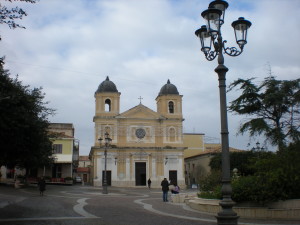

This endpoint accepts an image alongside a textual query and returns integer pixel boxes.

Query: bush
[198,170,222,199]
[198,170,221,192]
[200,141,300,203]
[232,176,263,203]
[231,141,300,203]
[43,176,51,181]
[198,185,222,199]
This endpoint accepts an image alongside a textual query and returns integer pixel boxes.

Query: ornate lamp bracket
[205,50,218,61]
[223,40,243,57]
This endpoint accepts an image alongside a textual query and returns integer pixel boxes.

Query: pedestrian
[147,178,151,189]
[38,177,46,196]
[161,178,169,202]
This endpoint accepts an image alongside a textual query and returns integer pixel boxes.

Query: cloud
[1,0,299,154]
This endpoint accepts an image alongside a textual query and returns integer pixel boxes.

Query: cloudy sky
[1,0,300,155]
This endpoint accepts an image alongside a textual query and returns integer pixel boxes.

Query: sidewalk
[147,196,300,225]
[0,178,15,187]
[1,185,299,225]
[130,187,299,225]
[0,194,26,209]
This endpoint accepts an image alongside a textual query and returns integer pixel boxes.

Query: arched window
[105,99,111,112]
[168,101,174,114]
[169,127,176,142]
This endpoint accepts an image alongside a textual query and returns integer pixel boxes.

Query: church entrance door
[135,162,146,186]
[169,170,177,185]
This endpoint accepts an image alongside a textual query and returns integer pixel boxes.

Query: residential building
[77,156,91,183]
[41,123,79,179]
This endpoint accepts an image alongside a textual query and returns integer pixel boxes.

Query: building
[184,135,244,187]
[89,77,186,187]
[0,123,79,184]
[45,123,79,179]
[183,133,205,158]
[77,156,91,183]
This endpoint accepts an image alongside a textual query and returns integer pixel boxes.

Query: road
[0,184,298,225]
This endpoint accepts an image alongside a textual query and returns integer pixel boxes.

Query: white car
[75,176,82,183]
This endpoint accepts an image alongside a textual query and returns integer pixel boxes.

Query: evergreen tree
[0,61,55,171]
[0,0,36,29]
[228,76,300,150]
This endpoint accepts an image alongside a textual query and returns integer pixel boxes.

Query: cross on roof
[138,96,143,104]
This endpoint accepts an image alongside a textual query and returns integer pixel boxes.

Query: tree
[209,151,269,176]
[228,76,300,150]
[0,0,36,29]
[0,61,55,172]
[1,0,36,63]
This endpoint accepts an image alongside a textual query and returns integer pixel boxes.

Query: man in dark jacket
[161,178,169,202]
[38,177,46,196]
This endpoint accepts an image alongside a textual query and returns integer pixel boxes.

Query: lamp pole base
[216,214,239,225]
[216,198,239,225]
[102,184,108,194]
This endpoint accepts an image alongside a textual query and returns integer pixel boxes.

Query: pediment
[116,104,164,120]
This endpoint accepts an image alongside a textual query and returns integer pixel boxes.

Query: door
[83,174,88,182]
[135,162,146,186]
[102,171,111,186]
[169,170,177,185]
[52,164,62,178]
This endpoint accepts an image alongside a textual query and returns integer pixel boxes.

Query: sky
[1,0,300,155]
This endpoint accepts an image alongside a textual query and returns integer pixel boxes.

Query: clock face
[135,128,146,139]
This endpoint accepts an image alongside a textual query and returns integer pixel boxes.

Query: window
[105,99,111,112]
[168,101,174,113]
[52,144,62,154]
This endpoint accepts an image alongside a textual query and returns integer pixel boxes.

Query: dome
[158,79,179,96]
[96,76,118,93]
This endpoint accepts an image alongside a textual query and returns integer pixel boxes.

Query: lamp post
[195,1,251,224]
[98,132,112,194]
[251,141,265,152]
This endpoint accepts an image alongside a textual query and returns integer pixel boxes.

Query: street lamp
[98,132,112,194]
[195,1,251,225]
[251,141,265,151]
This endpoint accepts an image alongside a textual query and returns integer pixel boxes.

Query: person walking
[161,178,169,202]
[38,177,46,196]
[147,178,151,189]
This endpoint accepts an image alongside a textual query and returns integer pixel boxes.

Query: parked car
[75,176,82,183]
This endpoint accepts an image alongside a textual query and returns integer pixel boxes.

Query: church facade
[89,77,186,188]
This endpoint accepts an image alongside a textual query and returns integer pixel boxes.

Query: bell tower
[94,76,120,117]
[94,76,120,145]
[156,79,184,145]
[156,79,183,120]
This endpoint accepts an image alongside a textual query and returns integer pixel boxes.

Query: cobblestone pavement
[0,184,299,225]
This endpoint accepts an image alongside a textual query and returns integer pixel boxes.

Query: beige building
[184,134,244,187]
[89,77,186,188]
[77,156,91,183]
[183,133,205,158]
